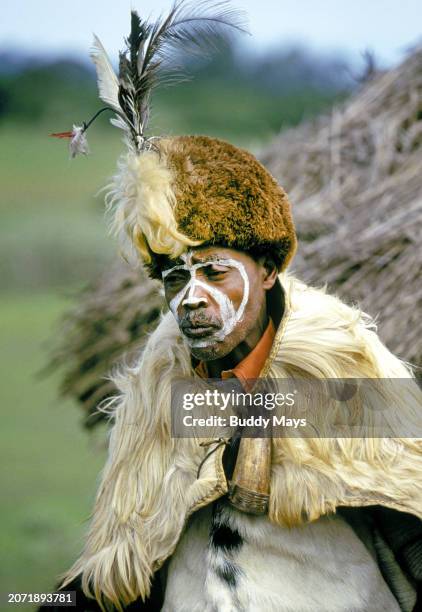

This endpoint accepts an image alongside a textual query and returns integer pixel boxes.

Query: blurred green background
[0,41,353,606]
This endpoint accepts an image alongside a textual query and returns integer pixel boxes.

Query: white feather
[69,125,90,158]
[90,34,120,112]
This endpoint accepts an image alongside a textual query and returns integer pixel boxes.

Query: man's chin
[188,339,231,363]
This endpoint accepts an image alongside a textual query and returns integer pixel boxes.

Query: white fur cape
[61,274,422,609]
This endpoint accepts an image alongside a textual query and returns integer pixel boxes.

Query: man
[46,5,422,611]
[50,133,421,611]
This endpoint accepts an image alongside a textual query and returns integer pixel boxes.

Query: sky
[1,0,421,67]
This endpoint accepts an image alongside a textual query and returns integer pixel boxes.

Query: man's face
[161,245,276,361]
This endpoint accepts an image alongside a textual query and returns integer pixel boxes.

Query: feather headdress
[51,1,247,155]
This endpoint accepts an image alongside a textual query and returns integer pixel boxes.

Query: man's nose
[182,285,209,310]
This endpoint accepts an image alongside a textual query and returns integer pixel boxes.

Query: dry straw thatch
[50,49,422,426]
[261,48,422,373]
[47,264,163,427]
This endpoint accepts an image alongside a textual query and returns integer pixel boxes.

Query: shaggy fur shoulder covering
[268,275,422,526]
[60,275,422,609]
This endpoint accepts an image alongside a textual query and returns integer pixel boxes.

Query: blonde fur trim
[60,274,422,608]
[105,147,201,265]
[268,274,422,526]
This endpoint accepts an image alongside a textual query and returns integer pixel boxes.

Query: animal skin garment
[162,500,400,612]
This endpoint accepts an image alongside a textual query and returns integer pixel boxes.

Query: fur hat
[109,134,297,278]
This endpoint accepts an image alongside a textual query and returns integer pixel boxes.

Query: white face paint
[162,251,250,348]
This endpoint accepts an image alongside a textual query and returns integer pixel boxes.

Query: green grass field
[0,126,116,608]
[0,124,122,292]
[0,292,106,609]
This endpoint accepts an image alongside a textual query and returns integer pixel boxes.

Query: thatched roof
[50,49,422,426]
[47,264,163,427]
[261,48,422,370]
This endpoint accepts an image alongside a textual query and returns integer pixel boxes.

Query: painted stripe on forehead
[161,257,243,278]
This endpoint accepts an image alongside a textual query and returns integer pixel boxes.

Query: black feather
[115,0,248,151]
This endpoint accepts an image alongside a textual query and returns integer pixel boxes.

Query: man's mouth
[181,322,220,339]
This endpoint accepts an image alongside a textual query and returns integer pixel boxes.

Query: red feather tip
[50,131,74,138]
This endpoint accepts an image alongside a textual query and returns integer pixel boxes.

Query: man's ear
[259,255,278,290]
